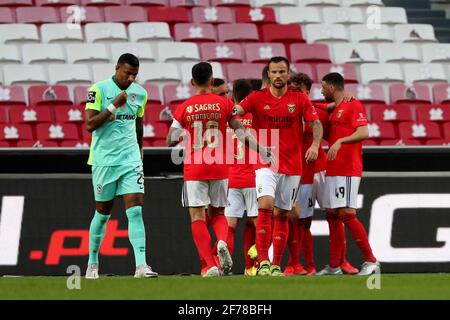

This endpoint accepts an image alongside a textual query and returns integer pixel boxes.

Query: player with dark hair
[261,65,270,89]
[167,62,271,277]
[318,72,380,276]
[233,57,323,276]
[84,53,157,279]
[212,78,230,97]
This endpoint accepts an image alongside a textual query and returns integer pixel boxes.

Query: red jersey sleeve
[173,102,186,127]
[225,98,236,123]
[300,93,319,123]
[351,101,368,128]
[238,91,257,115]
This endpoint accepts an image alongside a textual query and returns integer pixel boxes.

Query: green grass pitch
[1,274,450,300]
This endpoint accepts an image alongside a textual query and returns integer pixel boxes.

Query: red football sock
[227,226,235,256]
[210,212,229,243]
[272,215,289,267]
[191,220,215,269]
[341,228,348,265]
[287,219,299,267]
[341,212,376,263]
[327,210,345,268]
[256,208,273,263]
[301,217,315,269]
[243,222,255,269]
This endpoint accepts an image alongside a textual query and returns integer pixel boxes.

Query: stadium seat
[416,105,450,123]
[0,108,8,123]
[0,24,40,44]
[145,104,173,122]
[290,43,331,63]
[54,105,85,123]
[48,64,91,85]
[142,83,162,104]
[0,141,10,147]
[138,63,181,84]
[316,64,358,83]
[244,43,286,63]
[379,139,421,146]
[174,23,218,43]
[169,0,210,7]
[370,104,413,122]
[66,43,110,64]
[41,23,84,43]
[81,0,122,6]
[433,84,450,105]
[28,85,73,106]
[277,7,322,25]
[91,64,115,83]
[226,63,265,82]
[0,85,26,106]
[322,7,365,25]
[143,122,167,140]
[262,24,304,44]
[346,84,386,104]
[210,0,251,7]
[200,42,244,63]
[290,63,316,82]
[59,6,104,24]
[377,44,422,63]
[163,84,195,108]
[367,122,396,140]
[111,43,156,63]
[341,0,384,6]
[3,65,47,85]
[404,64,447,83]
[217,23,259,42]
[16,140,59,147]
[0,0,32,6]
[332,43,378,64]
[253,0,297,7]
[394,24,437,43]
[36,123,80,141]
[349,24,394,43]
[389,84,432,104]
[398,122,441,140]
[0,45,21,64]
[85,23,128,43]
[157,42,200,63]
[151,139,167,147]
[234,7,276,24]
[0,8,15,23]
[301,0,340,6]
[74,86,90,105]
[10,106,53,124]
[421,44,450,63]
[21,44,66,65]
[377,7,407,25]
[309,83,326,101]
[424,139,450,146]
[60,140,90,148]
[147,7,191,23]
[0,124,33,141]
[444,122,450,140]
[16,7,60,24]
[360,63,404,84]
[126,0,167,6]
[180,62,225,82]
[104,6,148,23]
[128,22,172,42]
[192,7,234,24]
[305,24,350,43]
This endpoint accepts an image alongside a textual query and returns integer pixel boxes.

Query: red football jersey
[227,113,256,189]
[240,88,318,175]
[173,93,235,181]
[326,99,368,177]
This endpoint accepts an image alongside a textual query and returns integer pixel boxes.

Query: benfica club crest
[337,110,344,118]
[287,103,295,113]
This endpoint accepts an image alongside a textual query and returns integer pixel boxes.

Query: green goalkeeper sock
[88,211,110,265]
[126,206,147,266]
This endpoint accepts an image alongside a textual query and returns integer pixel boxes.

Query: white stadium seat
[0,45,21,64]
[404,63,447,84]
[128,22,172,43]
[421,44,450,63]
[305,24,350,43]
[66,44,111,64]
[85,23,128,43]
[332,43,378,64]
[394,24,437,43]
[138,63,181,84]
[350,24,394,43]
[0,24,39,44]
[48,64,91,85]
[377,7,408,25]
[111,43,156,63]
[377,44,422,63]
[3,65,47,85]
[157,42,200,63]
[360,63,404,83]
[41,23,83,44]
[180,62,225,83]
[92,64,116,84]
[254,0,297,7]
[323,7,365,25]
[22,44,66,65]
[277,7,322,24]
[341,0,384,7]
[299,0,341,6]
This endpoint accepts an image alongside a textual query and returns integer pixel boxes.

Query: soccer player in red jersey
[317,72,380,276]
[212,78,230,98]
[233,57,323,276]
[166,62,271,277]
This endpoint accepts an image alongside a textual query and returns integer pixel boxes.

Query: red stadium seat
[148,7,191,23]
[0,124,33,141]
[163,84,195,108]
[217,23,259,42]
[211,0,251,7]
[169,0,210,7]
[16,7,60,24]
[244,43,286,63]
[0,141,10,147]
[0,107,8,123]
[367,122,396,140]
[151,139,167,147]
[0,8,15,23]
[54,105,85,123]
[126,0,167,7]
[61,140,90,147]
[59,6,104,24]
[10,106,53,124]
[28,85,73,106]
[142,84,162,104]
[145,104,174,122]
[35,0,79,6]
[432,84,450,105]
[290,43,331,64]
[104,6,147,23]
[17,140,59,147]
[81,0,122,6]
[379,139,421,146]
[371,105,413,123]
[0,0,32,7]
[290,63,316,83]
[81,126,91,143]
[36,123,80,141]
[398,122,441,140]
[444,122,450,140]
[74,86,90,106]
[362,139,377,146]
[192,7,234,24]
[226,63,266,82]
[235,7,276,24]
[174,23,218,43]
[143,122,168,140]
[390,84,432,105]
[262,24,305,44]
[345,84,386,104]
[316,64,358,84]
[416,105,450,123]
[200,42,244,63]
[0,85,26,106]
[425,139,450,146]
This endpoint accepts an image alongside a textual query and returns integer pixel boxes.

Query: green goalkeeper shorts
[91,163,144,202]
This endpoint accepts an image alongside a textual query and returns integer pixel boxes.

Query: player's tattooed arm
[136,116,144,159]
[305,119,323,163]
